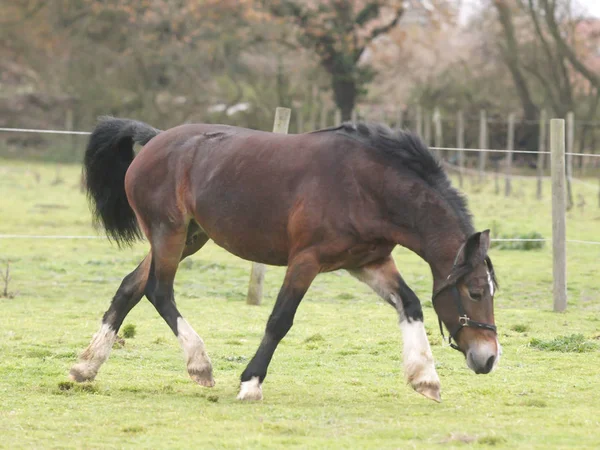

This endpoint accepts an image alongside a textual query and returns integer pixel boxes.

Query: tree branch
[354,5,404,62]
[540,0,600,90]
[493,0,538,118]
[366,5,404,43]
[522,62,561,112]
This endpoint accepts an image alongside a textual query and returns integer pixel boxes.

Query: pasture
[1,159,599,449]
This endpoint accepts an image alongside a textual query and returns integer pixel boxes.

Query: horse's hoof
[236,376,263,401]
[69,364,96,383]
[414,382,442,403]
[193,376,215,387]
[189,364,215,387]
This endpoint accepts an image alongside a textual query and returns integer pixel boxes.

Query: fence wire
[0,127,91,135]
[1,126,599,246]
[2,126,599,158]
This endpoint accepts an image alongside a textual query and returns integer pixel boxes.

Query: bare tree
[268,0,405,120]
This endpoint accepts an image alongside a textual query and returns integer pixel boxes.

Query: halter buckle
[458,315,470,327]
[433,282,496,354]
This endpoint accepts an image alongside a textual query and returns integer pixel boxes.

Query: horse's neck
[401,194,467,283]
[423,236,464,289]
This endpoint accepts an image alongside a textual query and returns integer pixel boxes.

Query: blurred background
[1,0,600,169]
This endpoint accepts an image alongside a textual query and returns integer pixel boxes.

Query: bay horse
[70,117,499,402]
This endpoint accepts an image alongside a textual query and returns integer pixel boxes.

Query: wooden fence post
[416,105,423,137]
[457,110,465,188]
[58,107,76,181]
[335,109,342,126]
[308,86,318,131]
[65,107,75,153]
[396,108,404,129]
[478,110,487,183]
[296,107,304,134]
[379,109,387,125]
[351,108,357,123]
[433,107,442,159]
[246,107,291,305]
[424,110,432,146]
[505,113,515,197]
[320,104,329,129]
[550,119,567,312]
[537,110,547,200]
[566,111,574,210]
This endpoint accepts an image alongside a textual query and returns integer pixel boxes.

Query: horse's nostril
[484,355,495,373]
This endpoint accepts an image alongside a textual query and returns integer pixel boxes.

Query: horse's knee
[397,281,423,322]
[266,312,294,342]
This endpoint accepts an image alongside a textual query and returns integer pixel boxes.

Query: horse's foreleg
[238,253,319,401]
[70,254,152,382]
[145,230,214,387]
[349,256,441,402]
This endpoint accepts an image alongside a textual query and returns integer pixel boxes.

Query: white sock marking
[177,317,211,373]
[71,323,116,380]
[237,376,263,401]
[400,320,439,387]
[348,263,440,395]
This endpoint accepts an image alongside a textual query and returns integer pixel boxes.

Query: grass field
[1,160,599,449]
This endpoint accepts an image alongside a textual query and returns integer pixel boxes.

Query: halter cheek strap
[434,285,497,352]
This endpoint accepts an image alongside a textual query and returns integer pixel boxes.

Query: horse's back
[125,123,384,265]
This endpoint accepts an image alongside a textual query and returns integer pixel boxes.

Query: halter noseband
[432,242,497,352]
[431,243,496,351]
[432,284,497,351]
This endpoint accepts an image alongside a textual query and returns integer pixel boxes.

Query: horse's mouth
[466,339,500,374]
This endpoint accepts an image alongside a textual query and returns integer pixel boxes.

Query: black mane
[328,122,474,236]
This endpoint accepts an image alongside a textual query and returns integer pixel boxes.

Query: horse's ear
[463,230,491,266]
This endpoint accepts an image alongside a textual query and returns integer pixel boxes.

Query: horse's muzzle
[466,339,500,374]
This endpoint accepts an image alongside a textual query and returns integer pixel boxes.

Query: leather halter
[432,284,497,351]
[432,244,497,351]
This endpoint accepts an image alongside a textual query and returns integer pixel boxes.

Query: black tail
[83,116,161,246]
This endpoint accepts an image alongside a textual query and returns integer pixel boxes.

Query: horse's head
[432,229,499,374]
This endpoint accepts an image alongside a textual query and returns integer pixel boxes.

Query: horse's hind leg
[144,223,215,387]
[349,255,441,402]
[238,252,320,400]
[70,254,152,382]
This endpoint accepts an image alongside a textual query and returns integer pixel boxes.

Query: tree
[492,0,600,123]
[268,0,404,121]
[492,1,539,121]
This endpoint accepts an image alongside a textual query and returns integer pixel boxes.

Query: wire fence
[1,119,598,311]
[0,235,104,239]
[2,126,600,159]
[0,127,91,135]
[1,124,599,245]
[442,160,599,190]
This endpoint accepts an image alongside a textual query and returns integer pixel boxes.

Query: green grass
[529,334,599,353]
[1,160,599,449]
[121,323,137,339]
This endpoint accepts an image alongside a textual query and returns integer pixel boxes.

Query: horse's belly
[209,232,289,266]
[193,205,291,266]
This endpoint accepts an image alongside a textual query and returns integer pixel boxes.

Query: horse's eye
[470,291,482,301]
